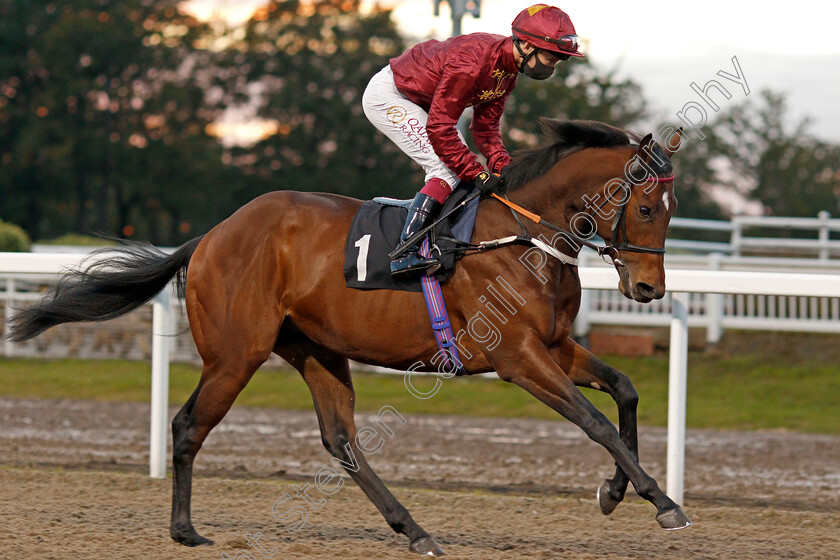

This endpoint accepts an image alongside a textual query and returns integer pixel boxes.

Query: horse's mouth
[616,265,654,303]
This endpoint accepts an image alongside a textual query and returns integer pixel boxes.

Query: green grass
[0,351,838,433]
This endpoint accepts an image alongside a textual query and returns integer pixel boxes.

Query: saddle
[344,185,480,292]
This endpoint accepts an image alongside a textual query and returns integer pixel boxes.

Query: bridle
[492,172,675,267]
[596,173,675,266]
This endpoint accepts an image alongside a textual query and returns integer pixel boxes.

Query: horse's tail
[7,236,205,343]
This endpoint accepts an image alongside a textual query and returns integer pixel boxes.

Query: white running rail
[668,211,840,260]
[574,251,840,343]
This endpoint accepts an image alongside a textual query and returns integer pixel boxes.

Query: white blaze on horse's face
[662,191,670,212]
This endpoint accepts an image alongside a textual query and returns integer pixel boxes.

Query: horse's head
[502,120,682,303]
[597,130,682,303]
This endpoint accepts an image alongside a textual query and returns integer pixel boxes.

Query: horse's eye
[639,206,652,217]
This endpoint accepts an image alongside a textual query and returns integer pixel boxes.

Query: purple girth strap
[418,238,466,376]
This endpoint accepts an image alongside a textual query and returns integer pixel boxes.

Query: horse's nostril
[635,282,656,298]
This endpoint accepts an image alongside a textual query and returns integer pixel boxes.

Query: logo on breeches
[386,105,408,124]
[385,105,432,154]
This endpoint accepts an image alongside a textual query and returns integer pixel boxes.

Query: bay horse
[9,120,689,556]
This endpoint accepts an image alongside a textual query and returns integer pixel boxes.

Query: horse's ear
[663,127,684,159]
[637,133,655,164]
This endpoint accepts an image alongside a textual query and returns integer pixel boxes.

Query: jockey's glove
[474,170,504,194]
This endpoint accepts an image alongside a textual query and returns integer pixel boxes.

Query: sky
[181,0,840,143]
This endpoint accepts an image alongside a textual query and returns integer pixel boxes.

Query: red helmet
[512,4,584,58]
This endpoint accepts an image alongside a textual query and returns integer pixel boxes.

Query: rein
[387,171,676,270]
[490,174,675,267]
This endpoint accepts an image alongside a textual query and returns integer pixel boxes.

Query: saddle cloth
[343,186,480,292]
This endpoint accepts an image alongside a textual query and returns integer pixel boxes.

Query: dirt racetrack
[2,397,840,559]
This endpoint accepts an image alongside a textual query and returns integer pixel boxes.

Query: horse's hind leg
[168,234,283,545]
[277,338,444,556]
[169,351,269,546]
[551,337,639,515]
[170,385,208,545]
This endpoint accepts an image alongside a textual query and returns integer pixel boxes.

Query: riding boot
[390,192,444,279]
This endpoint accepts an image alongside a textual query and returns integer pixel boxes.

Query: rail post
[818,211,830,262]
[667,292,689,505]
[573,252,591,342]
[731,216,743,257]
[705,253,724,345]
[150,285,172,479]
[4,278,15,357]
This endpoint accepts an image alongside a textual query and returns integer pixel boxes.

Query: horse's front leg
[550,337,639,516]
[496,333,691,530]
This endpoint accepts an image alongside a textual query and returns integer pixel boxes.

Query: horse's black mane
[503,119,642,192]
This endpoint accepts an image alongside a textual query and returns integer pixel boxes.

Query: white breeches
[362,65,467,189]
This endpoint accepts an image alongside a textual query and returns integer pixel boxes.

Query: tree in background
[227,3,656,203]
[659,90,840,224]
[0,0,238,244]
[501,59,735,222]
[7,1,836,247]
[712,90,840,217]
[218,0,419,202]
[656,123,730,221]
[503,62,647,148]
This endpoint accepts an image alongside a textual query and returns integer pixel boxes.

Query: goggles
[552,34,580,53]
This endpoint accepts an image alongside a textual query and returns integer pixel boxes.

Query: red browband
[649,175,675,183]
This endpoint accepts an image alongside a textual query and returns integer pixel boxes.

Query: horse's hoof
[171,528,214,547]
[596,480,622,516]
[656,507,693,530]
[409,536,445,556]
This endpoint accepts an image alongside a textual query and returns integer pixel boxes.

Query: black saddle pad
[344,186,479,292]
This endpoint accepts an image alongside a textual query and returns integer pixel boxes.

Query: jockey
[362,4,584,279]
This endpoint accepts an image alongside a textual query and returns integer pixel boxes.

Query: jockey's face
[515,40,566,80]
[535,49,563,67]
[516,41,565,67]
